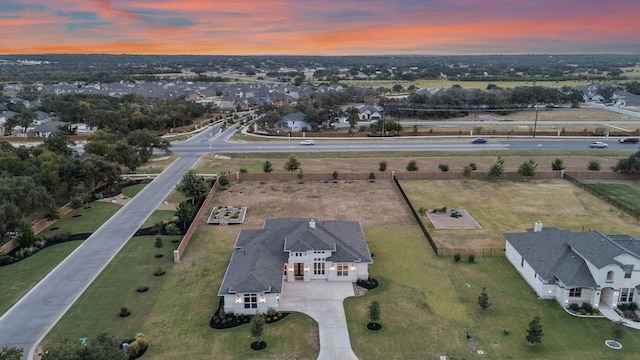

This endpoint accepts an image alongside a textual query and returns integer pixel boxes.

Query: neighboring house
[277,112,312,132]
[218,218,373,315]
[505,223,640,309]
[355,105,382,121]
[33,120,66,137]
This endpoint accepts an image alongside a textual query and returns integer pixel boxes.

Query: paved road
[0,132,210,359]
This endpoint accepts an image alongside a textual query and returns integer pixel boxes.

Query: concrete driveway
[278,281,359,360]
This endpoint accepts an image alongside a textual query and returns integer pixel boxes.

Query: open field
[197,152,623,175]
[42,178,640,359]
[402,179,640,250]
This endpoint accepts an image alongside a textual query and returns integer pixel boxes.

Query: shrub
[551,158,565,171]
[468,253,475,263]
[569,303,580,312]
[239,168,248,173]
[438,164,449,172]
[578,309,587,315]
[630,302,638,311]
[120,306,129,316]
[581,302,594,314]
[407,160,419,171]
[166,223,180,235]
[417,206,427,215]
[368,172,376,181]
[379,161,387,172]
[469,163,477,171]
[332,171,338,181]
[454,253,461,262]
[154,237,163,249]
[588,160,601,171]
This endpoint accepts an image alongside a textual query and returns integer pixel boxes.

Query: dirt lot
[209,180,413,229]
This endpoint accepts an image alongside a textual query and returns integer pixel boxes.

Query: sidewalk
[599,306,640,330]
[278,281,359,360]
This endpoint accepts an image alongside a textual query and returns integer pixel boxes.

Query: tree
[332,171,338,181]
[127,129,170,163]
[0,346,23,360]
[69,195,83,216]
[250,314,266,345]
[176,170,209,204]
[379,161,387,172]
[487,155,505,180]
[551,158,565,171]
[368,172,376,182]
[406,160,419,171]
[525,316,543,346]
[283,154,301,172]
[438,164,449,172]
[16,225,36,248]
[517,159,537,180]
[612,151,640,173]
[477,287,491,311]
[41,331,128,360]
[610,320,625,346]
[262,160,273,173]
[462,165,472,182]
[588,160,601,171]
[368,300,381,324]
[175,201,196,229]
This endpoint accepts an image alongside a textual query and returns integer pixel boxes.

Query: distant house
[218,218,373,315]
[277,112,312,132]
[33,121,66,137]
[505,223,640,309]
[355,105,382,121]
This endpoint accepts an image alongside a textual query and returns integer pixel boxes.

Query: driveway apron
[279,281,359,360]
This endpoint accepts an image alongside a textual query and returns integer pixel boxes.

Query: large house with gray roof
[505,223,640,309]
[218,218,373,315]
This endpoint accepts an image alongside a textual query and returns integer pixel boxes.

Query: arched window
[606,271,614,282]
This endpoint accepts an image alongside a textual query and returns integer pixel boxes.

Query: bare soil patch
[210,180,413,228]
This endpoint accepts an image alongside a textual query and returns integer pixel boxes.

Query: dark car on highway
[471,138,487,144]
[619,137,639,143]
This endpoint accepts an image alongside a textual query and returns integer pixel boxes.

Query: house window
[293,252,304,257]
[569,288,582,297]
[623,265,634,279]
[337,263,349,276]
[621,288,635,302]
[244,294,257,309]
[313,257,325,275]
[606,271,614,282]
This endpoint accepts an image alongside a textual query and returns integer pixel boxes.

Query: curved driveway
[0,133,208,359]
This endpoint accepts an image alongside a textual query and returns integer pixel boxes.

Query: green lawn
[43,226,320,359]
[121,182,149,198]
[345,224,640,360]
[37,179,640,359]
[585,183,640,214]
[45,202,121,236]
[141,210,177,228]
[0,241,83,315]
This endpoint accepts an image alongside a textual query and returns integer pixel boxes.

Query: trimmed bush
[468,253,475,263]
[454,253,461,262]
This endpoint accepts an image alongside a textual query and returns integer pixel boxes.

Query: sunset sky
[1,0,639,55]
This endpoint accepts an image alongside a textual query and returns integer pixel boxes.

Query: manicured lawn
[585,183,640,214]
[43,225,320,359]
[141,210,177,228]
[121,182,149,198]
[163,190,188,204]
[45,202,121,236]
[0,241,83,316]
[345,224,640,360]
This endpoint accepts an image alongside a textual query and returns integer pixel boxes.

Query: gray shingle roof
[218,218,372,296]
[505,227,640,288]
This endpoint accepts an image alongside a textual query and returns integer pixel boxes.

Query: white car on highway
[300,139,315,145]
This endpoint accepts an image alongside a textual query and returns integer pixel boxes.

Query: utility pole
[533,108,538,138]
